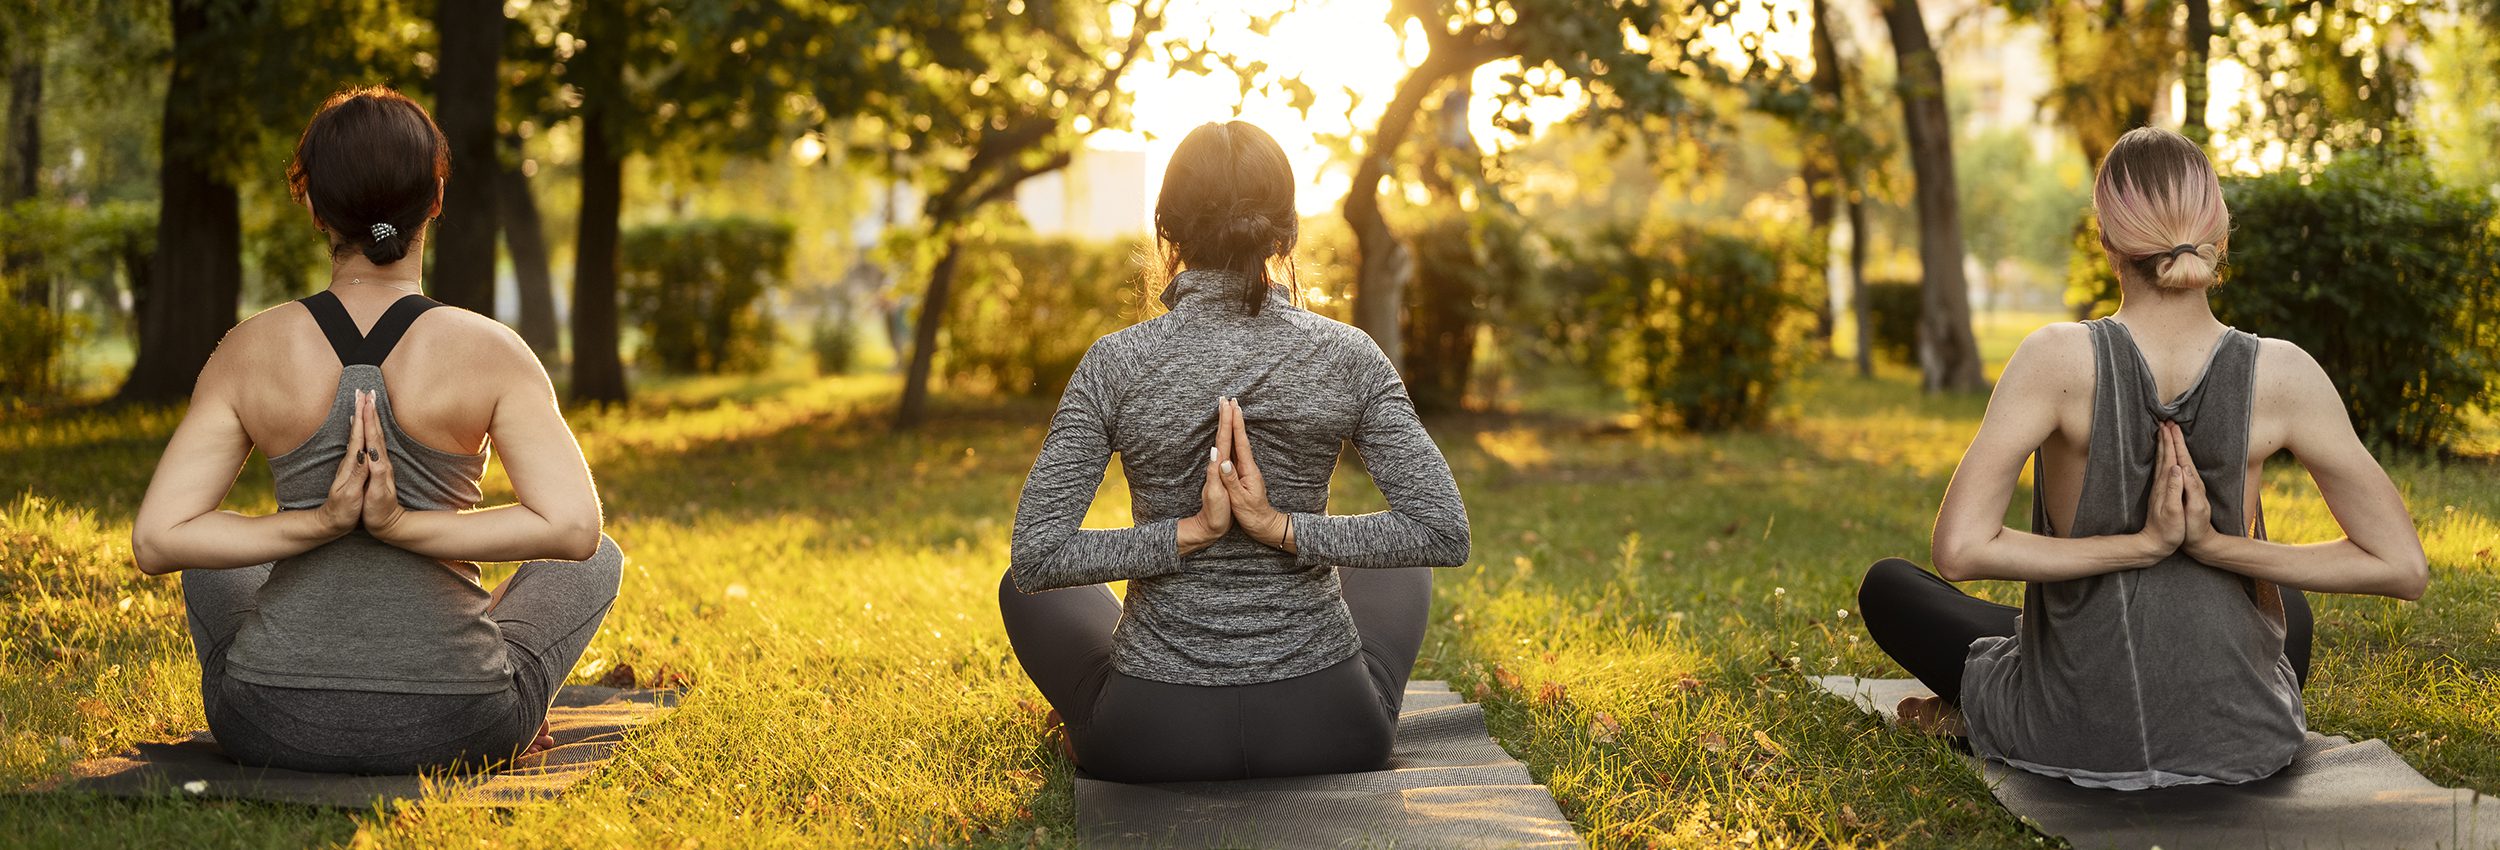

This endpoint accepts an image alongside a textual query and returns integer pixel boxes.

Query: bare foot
[1897,695,1967,737]
[522,720,557,756]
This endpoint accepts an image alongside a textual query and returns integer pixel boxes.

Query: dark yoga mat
[36,685,676,809]
[1813,675,2500,850]
[1074,680,1584,849]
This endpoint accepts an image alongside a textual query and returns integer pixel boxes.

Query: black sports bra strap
[297,290,366,365]
[350,294,443,366]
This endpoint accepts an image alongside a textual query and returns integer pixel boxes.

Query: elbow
[558,519,602,562]
[2388,551,2430,602]
[1931,541,1976,583]
[131,531,172,576]
[1428,523,1471,567]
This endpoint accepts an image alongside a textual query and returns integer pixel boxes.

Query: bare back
[223,287,515,460]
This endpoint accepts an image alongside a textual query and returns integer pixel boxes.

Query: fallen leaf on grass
[1676,675,1704,693]
[1698,731,1728,753]
[1492,665,1522,692]
[1589,712,1622,744]
[598,663,639,689]
[1751,729,1788,759]
[1536,681,1568,707]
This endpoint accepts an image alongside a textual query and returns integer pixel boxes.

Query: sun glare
[1107,0,1819,216]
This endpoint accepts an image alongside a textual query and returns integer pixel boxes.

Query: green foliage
[618,217,793,375]
[938,234,1143,397]
[2213,156,2500,452]
[1860,278,1923,366]
[2063,213,2120,319]
[810,315,858,377]
[0,301,86,401]
[1404,207,1534,413]
[1571,225,1811,431]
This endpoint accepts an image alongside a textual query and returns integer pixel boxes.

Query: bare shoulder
[1998,322,2092,394]
[196,302,317,391]
[409,307,551,388]
[2253,336,2342,413]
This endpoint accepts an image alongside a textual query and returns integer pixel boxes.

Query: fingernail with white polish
[1222,461,1234,475]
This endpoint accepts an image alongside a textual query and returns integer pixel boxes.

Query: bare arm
[2180,344,2427,599]
[1931,326,2184,582]
[363,328,603,563]
[131,339,369,575]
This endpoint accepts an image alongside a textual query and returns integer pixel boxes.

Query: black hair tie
[2166,243,2201,258]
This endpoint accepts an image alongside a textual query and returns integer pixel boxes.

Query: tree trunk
[894,231,962,430]
[570,109,628,405]
[1802,0,1842,355]
[1345,44,1487,372]
[429,0,502,314]
[1849,196,1873,379]
[2182,0,2211,147]
[7,48,43,305]
[118,0,243,404]
[1879,0,1987,392]
[499,155,559,360]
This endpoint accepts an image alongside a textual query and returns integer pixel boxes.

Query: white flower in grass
[181,780,208,795]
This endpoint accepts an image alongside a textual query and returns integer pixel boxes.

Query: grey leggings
[999,567,1432,783]
[182,536,624,774]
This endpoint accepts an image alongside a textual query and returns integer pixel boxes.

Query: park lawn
[2,318,2496,848]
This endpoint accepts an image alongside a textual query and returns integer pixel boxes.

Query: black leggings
[998,568,1431,783]
[1855,557,2312,706]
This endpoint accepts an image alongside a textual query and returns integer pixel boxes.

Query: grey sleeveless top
[1960,318,2305,789]
[222,291,512,695]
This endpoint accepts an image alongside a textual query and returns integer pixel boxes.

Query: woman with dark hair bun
[998,121,1472,782]
[130,87,624,774]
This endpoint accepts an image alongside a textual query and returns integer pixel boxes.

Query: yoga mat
[1075,680,1585,849]
[37,685,676,809]
[1812,676,2500,850]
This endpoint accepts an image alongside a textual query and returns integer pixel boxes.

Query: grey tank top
[222,291,512,695]
[1960,318,2305,789]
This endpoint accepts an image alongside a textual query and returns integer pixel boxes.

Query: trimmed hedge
[939,236,1144,397]
[1569,225,1812,431]
[2213,157,2499,452]
[1860,279,1923,367]
[620,218,793,375]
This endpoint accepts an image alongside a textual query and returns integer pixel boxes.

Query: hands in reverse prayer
[312,390,414,542]
[2138,420,2222,562]
[1177,397,1297,557]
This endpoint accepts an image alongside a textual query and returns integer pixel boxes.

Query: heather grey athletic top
[223,292,512,695]
[1962,318,2305,789]
[1009,270,1471,687]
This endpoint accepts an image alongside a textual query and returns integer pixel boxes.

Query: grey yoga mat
[1813,675,2500,850]
[37,685,676,808]
[1074,680,1585,849]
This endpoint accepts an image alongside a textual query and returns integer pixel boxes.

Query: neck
[2109,277,2220,333]
[328,254,423,293]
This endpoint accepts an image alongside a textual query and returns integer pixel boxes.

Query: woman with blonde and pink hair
[1852,126,2427,789]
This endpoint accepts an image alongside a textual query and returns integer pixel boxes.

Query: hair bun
[2153,243,2219,289]
[361,219,412,264]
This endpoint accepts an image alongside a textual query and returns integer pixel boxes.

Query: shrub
[1575,224,1812,431]
[0,200,150,399]
[1859,278,1923,367]
[1404,208,1533,414]
[619,217,794,374]
[939,235,1144,397]
[2214,156,2500,452]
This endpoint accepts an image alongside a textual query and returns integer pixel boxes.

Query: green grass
[2,317,2495,848]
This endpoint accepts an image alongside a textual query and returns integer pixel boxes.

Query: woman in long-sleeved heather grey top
[999,121,1470,783]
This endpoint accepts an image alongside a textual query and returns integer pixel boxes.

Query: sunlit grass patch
[0,354,2493,848]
